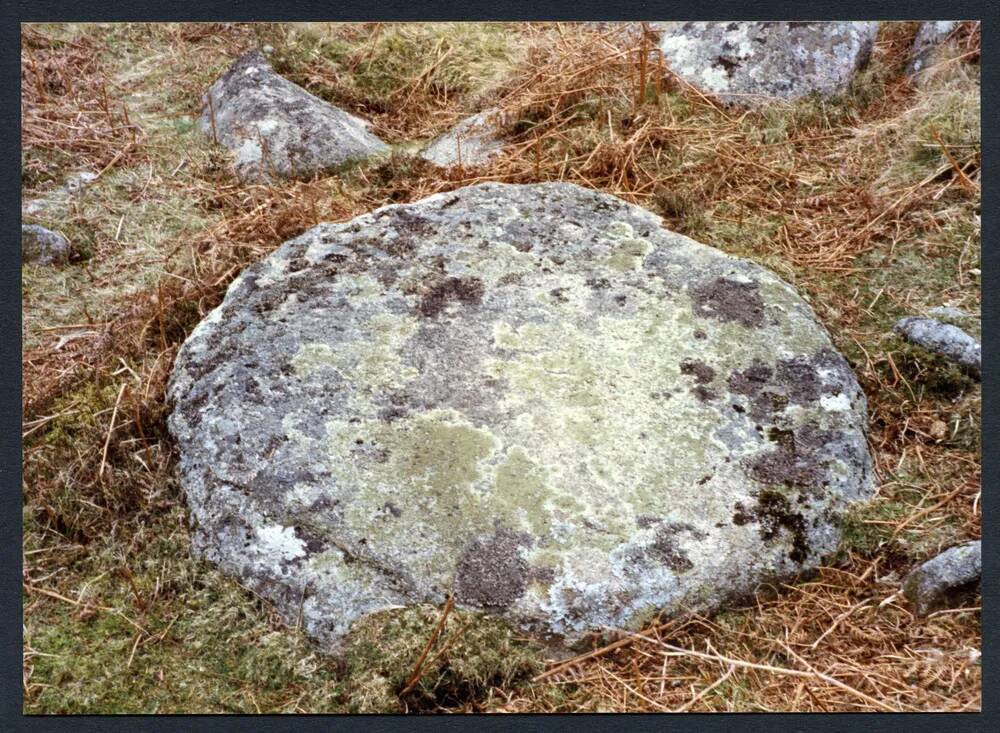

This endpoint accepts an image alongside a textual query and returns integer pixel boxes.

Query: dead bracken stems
[604,628,910,713]
[207,92,219,145]
[21,28,142,181]
[399,596,455,698]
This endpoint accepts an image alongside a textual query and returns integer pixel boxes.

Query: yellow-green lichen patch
[290,342,340,375]
[328,410,502,583]
[449,241,538,287]
[606,237,655,272]
[289,310,419,400]
[491,446,552,536]
[378,411,498,494]
[474,298,746,547]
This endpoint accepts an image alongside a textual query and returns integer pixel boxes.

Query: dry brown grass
[22,21,980,713]
[496,558,981,712]
[21,26,144,187]
[375,22,981,275]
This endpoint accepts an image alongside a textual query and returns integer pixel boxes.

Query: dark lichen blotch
[691,277,765,328]
[455,528,531,608]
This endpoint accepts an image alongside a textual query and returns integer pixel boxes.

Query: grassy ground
[22,22,981,713]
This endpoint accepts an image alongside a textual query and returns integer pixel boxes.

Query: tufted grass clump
[884,334,977,398]
[344,604,545,712]
[268,22,524,140]
[837,492,969,567]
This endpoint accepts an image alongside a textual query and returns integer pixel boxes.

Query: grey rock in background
[903,541,981,615]
[169,182,874,653]
[22,224,70,265]
[653,22,879,106]
[420,110,507,168]
[907,21,959,76]
[893,316,981,377]
[201,49,388,183]
[927,305,974,321]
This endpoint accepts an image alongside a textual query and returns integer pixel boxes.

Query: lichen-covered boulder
[201,50,388,182]
[22,224,70,265]
[907,21,959,76]
[654,22,878,106]
[168,182,873,653]
[420,110,506,168]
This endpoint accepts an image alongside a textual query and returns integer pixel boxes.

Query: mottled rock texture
[420,110,506,167]
[907,21,959,75]
[903,541,981,616]
[22,224,70,265]
[654,22,878,106]
[200,50,388,182]
[893,316,981,378]
[168,182,874,653]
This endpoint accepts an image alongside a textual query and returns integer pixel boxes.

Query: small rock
[420,110,506,168]
[22,224,70,265]
[927,305,974,322]
[907,21,959,76]
[893,316,981,378]
[22,199,50,217]
[653,21,879,106]
[201,49,388,182]
[902,541,981,616]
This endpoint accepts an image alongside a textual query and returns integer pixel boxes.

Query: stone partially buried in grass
[907,21,959,76]
[893,316,981,378]
[22,224,70,265]
[654,21,879,106]
[420,110,506,168]
[902,540,981,616]
[201,49,388,182]
[168,182,874,654]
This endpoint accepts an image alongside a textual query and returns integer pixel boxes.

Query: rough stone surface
[907,21,959,76]
[201,50,388,182]
[927,305,974,322]
[893,316,981,377]
[903,541,981,616]
[654,22,878,106]
[22,224,70,265]
[420,110,506,168]
[168,182,874,652]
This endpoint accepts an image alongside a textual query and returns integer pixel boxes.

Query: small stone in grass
[420,109,506,168]
[907,21,959,76]
[892,316,981,378]
[22,224,70,265]
[902,540,981,616]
